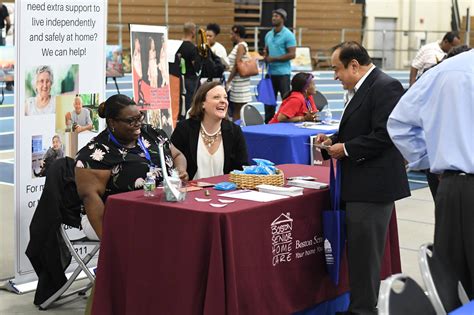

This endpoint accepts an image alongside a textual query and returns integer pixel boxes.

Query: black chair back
[313,90,328,111]
[378,273,437,315]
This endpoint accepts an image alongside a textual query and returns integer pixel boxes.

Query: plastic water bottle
[143,172,156,197]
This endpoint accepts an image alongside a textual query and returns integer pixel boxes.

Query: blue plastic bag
[256,65,277,106]
[322,159,346,285]
[213,182,237,191]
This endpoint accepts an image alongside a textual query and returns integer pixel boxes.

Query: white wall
[364,0,474,68]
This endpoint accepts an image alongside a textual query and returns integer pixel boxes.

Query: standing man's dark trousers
[346,201,393,315]
[434,172,474,299]
[264,75,291,123]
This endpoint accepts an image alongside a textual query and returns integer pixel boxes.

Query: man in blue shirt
[388,49,474,299]
[263,8,296,123]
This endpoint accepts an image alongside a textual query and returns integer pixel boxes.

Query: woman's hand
[304,111,317,122]
[177,168,189,182]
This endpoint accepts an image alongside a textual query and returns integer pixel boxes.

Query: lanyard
[108,129,155,167]
[305,98,313,112]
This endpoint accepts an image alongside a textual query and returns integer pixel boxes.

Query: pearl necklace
[200,123,221,148]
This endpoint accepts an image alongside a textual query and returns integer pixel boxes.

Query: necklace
[200,123,221,148]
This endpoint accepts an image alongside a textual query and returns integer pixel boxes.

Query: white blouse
[193,135,224,180]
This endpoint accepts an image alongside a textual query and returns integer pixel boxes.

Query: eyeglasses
[114,112,145,126]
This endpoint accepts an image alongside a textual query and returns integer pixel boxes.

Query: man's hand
[327,143,345,159]
[315,134,332,146]
[264,55,274,63]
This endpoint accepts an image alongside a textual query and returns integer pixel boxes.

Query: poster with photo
[130,24,171,111]
[24,64,79,116]
[291,47,312,72]
[105,45,123,77]
[14,0,107,287]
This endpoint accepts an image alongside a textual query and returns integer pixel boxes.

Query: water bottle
[143,172,156,197]
[322,107,332,124]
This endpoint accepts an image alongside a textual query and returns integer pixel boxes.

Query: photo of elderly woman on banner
[130,25,171,111]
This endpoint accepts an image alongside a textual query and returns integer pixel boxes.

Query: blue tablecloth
[242,123,337,165]
[449,300,474,314]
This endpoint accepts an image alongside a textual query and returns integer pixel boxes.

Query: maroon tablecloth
[92,164,400,315]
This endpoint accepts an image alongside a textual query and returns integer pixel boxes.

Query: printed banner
[130,24,173,137]
[14,0,107,286]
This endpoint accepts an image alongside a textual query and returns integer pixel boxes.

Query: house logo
[270,212,293,266]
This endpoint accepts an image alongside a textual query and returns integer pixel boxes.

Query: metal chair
[418,243,470,315]
[378,273,436,315]
[25,157,100,310]
[39,225,100,310]
[313,90,329,111]
[240,104,264,126]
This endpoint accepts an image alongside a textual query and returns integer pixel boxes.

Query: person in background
[315,41,410,315]
[75,94,188,240]
[0,2,12,91]
[69,96,93,133]
[171,82,248,180]
[263,8,296,123]
[269,72,317,123]
[0,2,11,46]
[25,65,56,116]
[206,23,229,70]
[388,49,474,299]
[177,22,199,114]
[226,25,252,121]
[409,31,460,86]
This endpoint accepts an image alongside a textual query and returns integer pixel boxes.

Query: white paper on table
[296,123,339,131]
[218,190,289,202]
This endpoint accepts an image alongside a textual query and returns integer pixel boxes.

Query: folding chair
[418,243,470,314]
[26,157,100,310]
[312,90,328,111]
[378,273,436,315]
[39,225,100,310]
[240,104,264,126]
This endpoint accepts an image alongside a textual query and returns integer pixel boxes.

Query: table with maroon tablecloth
[92,164,401,315]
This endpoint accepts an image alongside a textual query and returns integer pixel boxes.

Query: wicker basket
[229,169,285,189]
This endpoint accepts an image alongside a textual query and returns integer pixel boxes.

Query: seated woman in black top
[75,94,188,240]
[171,82,248,180]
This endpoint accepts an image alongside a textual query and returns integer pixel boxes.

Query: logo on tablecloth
[271,212,293,266]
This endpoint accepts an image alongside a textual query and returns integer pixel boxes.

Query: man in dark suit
[316,41,410,315]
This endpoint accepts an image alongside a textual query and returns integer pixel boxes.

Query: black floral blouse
[75,124,173,199]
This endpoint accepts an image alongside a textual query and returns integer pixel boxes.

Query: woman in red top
[269,72,318,124]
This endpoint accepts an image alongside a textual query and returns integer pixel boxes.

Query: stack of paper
[286,180,329,189]
[256,184,304,197]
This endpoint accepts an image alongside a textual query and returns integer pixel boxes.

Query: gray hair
[33,65,54,92]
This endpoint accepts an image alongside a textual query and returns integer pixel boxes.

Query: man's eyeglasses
[114,112,145,126]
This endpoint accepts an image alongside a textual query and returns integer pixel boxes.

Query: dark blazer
[171,118,249,180]
[330,67,410,202]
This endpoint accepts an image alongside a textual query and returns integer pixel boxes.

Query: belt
[443,170,474,177]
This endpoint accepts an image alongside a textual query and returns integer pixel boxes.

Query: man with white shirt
[316,41,410,315]
[409,31,460,86]
[388,49,474,300]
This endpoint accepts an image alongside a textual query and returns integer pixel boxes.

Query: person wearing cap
[263,8,296,123]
